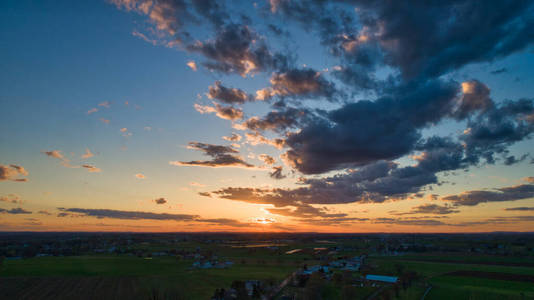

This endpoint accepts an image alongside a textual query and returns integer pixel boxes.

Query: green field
[0,255,297,299]
[370,255,534,300]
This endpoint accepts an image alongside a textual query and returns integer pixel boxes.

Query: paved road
[265,271,297,300]
[421,284,432,300]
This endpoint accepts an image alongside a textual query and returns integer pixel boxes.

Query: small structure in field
[365,274,398,283]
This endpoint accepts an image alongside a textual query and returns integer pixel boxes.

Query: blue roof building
[365,275,398,283]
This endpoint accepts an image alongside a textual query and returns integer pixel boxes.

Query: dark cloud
[239,107,313,133]
[222,133,242,142]
[81,164,101,173]
[504,207,534,211]
[154,197,167,204]
[351,0,534,79]
[490,68,508,75]
[503,154,529,166]
[187,23,289,76]
[57,207,251,228]
[112,0,195,43]
[374,217,448,227]
[256,68,336,101]
[267,203,347,219]
[454,80,493,120]
[58,207,198,221]
[111,1,534,217]
[256,154,274,166]
[269,166,286,179]
[442,183,534,206]
[0,207,32,215]
[267,24,288,37]
[269,0,534,92]
[210,132,506,207]
[244,132,285,149]
[195,103,243,120]
[454,215,534,226]
[397,204,460,215]
[208,81,251,104]
[171,142,254,168]
[191,0,228,28]
[0,194,21,204]
[208,159,433,206]
[461,98,534,164]
[283,79,459,174]
[195,218,251,227]
[0,164,29,182]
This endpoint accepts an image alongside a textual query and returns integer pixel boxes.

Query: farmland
[1,232,534,299]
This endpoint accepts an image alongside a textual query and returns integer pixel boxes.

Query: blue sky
[1,0,533,232]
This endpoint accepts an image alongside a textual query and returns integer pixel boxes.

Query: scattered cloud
[194,103,243,120]
[256,68,336,101]
[187,61,197,71]
[57,207,196,221]
[208,81,251,104]
[171,142,254,168]
[0,207,32,214]
[56,207,254,228]
[443,183,534,206]
[258,154,275,165]
[394,204,460,215]
[0,164,29,182]
[154,197,167,204]
[222,133,242,142]
[269,166,286,179]
[81,148,94,159]
[0,194,21,204]
[98,101,111,108]
[81,164,101,173]
[504,207,534,211]
[42,150,65,160]
[490,68,508,75]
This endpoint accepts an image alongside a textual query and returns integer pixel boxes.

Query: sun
[254,217,275,224]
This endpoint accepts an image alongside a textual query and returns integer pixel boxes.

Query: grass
[369,255,534,300]
[428,275,534,298]
[370,257,534,277]
[376,254,534,266]
[0,255,297,299]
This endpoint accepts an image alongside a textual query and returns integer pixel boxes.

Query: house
[244,280,261,296]
[341,262,360,271]
[300,265,329,275]
[365,275,398,283]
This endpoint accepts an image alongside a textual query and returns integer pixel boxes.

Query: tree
[341,285,358,300]
[394,263,404,275]
[252,284,261,299]
[332,273,343,285]
[231,281,249,300]
[303,273,324,300]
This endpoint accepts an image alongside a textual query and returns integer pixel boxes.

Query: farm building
[365,275,398,283]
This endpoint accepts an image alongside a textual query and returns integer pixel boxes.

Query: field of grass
[376,253,534,266]
[0,255,297,299]
[370,255,534,300]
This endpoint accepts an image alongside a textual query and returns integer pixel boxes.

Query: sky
[1,0,533,233]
